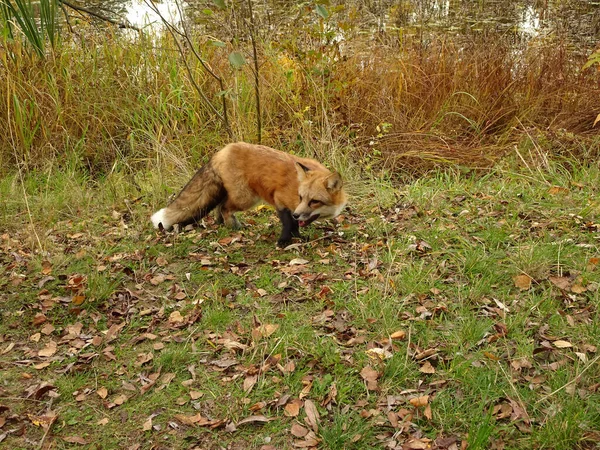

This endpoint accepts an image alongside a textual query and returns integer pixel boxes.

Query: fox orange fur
[151,142,347,246]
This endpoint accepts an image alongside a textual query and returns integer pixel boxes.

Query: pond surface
[89,0,600,48]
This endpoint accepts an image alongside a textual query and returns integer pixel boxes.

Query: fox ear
[296,162,311,181]
[325,172,343,192]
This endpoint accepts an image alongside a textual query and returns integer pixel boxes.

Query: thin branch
[58,0,141,32]
[144,0,232,139]
[247,0,261,144]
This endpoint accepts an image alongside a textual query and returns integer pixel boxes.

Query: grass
[1,151,599,449]
[1,2,599,447]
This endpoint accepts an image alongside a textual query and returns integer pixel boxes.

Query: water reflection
[124,0,182,29]
[92,0,599,51]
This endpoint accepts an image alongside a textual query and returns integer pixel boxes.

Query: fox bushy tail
[151,162,226,230]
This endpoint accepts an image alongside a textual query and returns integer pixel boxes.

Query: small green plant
[1,0,59,58]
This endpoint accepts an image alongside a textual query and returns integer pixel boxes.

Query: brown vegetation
[1,13,599,175]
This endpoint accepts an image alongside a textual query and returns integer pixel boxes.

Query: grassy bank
[1,2,600,175]
[1,153,600,449]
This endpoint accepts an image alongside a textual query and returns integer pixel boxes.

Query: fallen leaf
[284,399,302,417]
[156,256,168,266]
[97,387,108,399]
[360,366,379,382]
[28,410,57,429]
[409,395,430,407]
[303,399,320,433]
[236,415,270,427]
[243,375,258,393]
[169,311,185,324]
[553,340,573,348]
[548,186,569,195]
[252,323,279,340]
[419,361,436,374]
[38,341,57,357]
[424,404,432,420]
[190,390,203,400]
[62,436,87,445]
[291,423,309,438]
[289,258,309,266]
[513,274,532,290]
[142,416,153,431]
[390,330,406,340]
[174,413,209,426]
[549,276,571,291]
[112,394,128,406]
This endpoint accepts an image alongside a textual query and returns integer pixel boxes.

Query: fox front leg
[276,208,300,247]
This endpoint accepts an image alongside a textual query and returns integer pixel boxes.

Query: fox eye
[309,200,322,207]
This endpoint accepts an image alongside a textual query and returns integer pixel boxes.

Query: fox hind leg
[217,199,243,230]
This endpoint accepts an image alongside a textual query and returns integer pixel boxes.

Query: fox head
[293,163,347,227]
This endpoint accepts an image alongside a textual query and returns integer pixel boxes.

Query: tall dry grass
[1,20,599,177]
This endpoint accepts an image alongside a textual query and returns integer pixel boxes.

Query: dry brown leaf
[190,390,203,400]
[112,394,128,406]
[289,258,309,266]
[142,416,153,431]
[252,323,279,340]
[548,186,569,195]
[136,352,154,366]
[360,366,379,382]
[97,417,109,426]
[1,343,14,355]
[549,276,571,291]
[97,387,108,399]
[174,413,209,426]
[156,256,168,266]
[150,274,166,285]
[27,410,57,429]
[284,399,302,417]
[409,395,430,407]
[104,323,125,343]
[390,330,406,340]
[38,341,57,357]
[303,399,320,433]
[404,439,429,449]
[243,375,258,393]
[236,415,270,427]
[40,323,55,335]
[291,423,309,438]
[553,340,573,348]
[62,436,87,445]
[169,311,185,324]
[513,274,532,290]
[424,404,433,420]
[33,313,47,326]
[419,361,436,374]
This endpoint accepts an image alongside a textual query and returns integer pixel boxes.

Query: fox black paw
[277,238,292,248]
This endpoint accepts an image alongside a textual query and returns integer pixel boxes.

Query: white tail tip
[151,208,171,229]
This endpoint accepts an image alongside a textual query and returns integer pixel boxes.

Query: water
[88,0,600,52]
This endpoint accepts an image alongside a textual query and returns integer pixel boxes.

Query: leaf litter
[1,176,600,449]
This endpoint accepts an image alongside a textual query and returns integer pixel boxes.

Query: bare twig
[59,0,141,32]
[144,0,232,139]
[246,0,261,143]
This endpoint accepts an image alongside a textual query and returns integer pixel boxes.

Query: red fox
[151,142,347,246]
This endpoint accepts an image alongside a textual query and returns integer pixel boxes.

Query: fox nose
[292,213,300,220]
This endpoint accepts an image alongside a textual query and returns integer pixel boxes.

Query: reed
[0,9,598,176]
